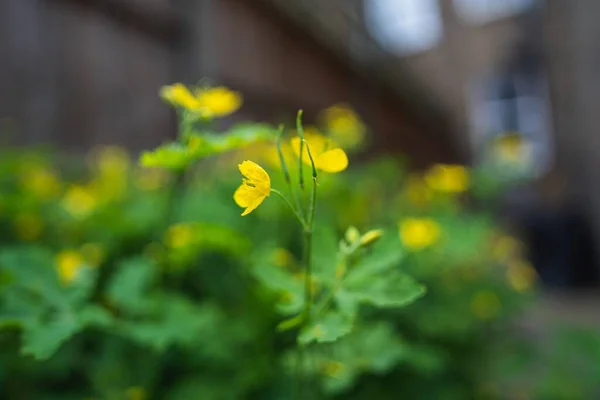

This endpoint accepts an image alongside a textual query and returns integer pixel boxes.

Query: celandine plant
[143,81,427,396]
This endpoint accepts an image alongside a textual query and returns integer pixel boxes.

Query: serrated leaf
[106,257,156,314]
[21,316,81,360]
[298,311,353,345]
[344,270,426,308]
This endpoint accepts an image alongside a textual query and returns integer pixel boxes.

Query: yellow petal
[196,87,242,117]
[238,161,270,189]
[234,184,255,208]
[160,83,200,110]
[315,148,348,173]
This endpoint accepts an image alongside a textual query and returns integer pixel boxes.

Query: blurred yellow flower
[322,104,366,149]
[506,260,537,292]
[56,250,85,285]
[19,165,61,200]
[470,290,501,320]
[13,213,44,241]
[94,146,130,176]
[160,83,242,118]
[399,218,440,251]
[404,174,432,206]
[360,229,384,247]
[272,247,294,268]
[160,83,203,111]
[291,131,348,173]
[493,132,527,163]
[61,185,97,218]
[164,223,196,249]
[321,360,346,378]
[126,386,147,400]
[196,86,243,118]
[134,168,169,191]
[493,235,522,262]
[81,243,105,267]
[424,164,470,193]
[234,161,271,216]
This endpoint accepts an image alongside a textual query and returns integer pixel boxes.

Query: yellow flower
[404,174,432,206]
[61,185,97,218]
[424,164,470,193]
[291,131,348,173]
[13,213,44,241]
[56,250,85,285]
[164,223,196,248]
[470,290,501,320]
[321,360,346,378]
[272,247,295,268]
[160,84,242,118]
[19,165,61,200]
[399,218,440,251]
[160,83,203,111]
[196,86,243,117]
[493,132,527,163]
[506,260,537,292]
[81,243,105,267]
[360,229,384,247]
[322,104,366,150]
[234,161,271,216]
[126,386,147,400]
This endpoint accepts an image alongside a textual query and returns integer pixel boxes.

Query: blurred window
[454,0,535,24]
[364,0,443,55]
[467,72,553,176]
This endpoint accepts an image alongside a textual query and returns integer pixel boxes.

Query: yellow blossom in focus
[164,223,196,249]
[399,218,440,251]
[19,165,61,200]
[196,86,243,118]
[56,250,85,285]
[425,164,470,193]
[470,290,501,320]
[13,213,44,241]
[321,360,346,378]
[322,104,366,150]
[234,161,271,216]
[506,260,537,292]
[291,131,348,173]
[61,185,97,218]
[81,243,105,267]
[360,229,384,247]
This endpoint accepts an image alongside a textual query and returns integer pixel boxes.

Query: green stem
[297,110,305,190]
[270,189,309,231]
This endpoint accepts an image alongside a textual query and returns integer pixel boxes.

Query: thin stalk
[270,189,309,231]
[276,125,305,219]
[296,110,305,190]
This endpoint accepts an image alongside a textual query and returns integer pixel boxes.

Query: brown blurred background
[3,0,600,289]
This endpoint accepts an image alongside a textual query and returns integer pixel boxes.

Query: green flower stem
[296,110,305,190]
[270,189,309,231]
[276,125,305,220]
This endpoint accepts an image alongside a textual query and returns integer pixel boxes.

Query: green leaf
[106,257,157,314]
[21,316,81,360]
[139,143,192,170]
[188,123,277,158]
[344,269,426,308]
[298,311,353,345]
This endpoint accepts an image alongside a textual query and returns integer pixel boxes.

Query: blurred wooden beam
[48,0,182,46]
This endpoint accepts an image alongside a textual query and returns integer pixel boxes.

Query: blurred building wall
[0,0,461,168]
